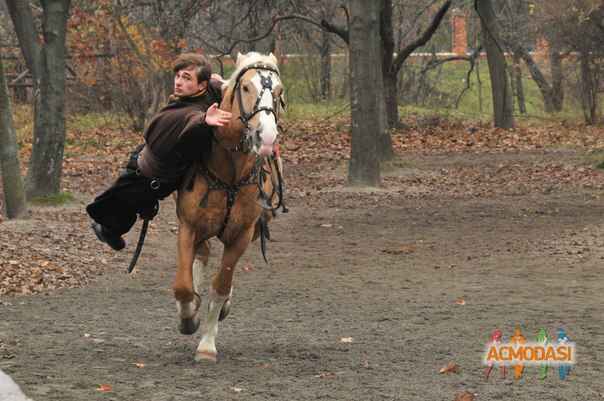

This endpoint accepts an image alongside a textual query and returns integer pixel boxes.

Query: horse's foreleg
[174,222,201,335]
[193,240,211,295]
[195,227,254,362]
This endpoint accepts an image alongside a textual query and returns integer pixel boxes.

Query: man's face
[174,66,206,97]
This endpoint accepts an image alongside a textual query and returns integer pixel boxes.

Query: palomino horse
[173,52,285,362]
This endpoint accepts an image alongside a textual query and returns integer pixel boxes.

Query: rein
[194,62,287,261]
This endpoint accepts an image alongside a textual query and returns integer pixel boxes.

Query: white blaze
[250,72,280,155]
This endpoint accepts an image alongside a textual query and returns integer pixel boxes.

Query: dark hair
[172,53,212,83]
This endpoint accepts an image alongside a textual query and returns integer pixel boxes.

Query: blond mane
[223,52,279,93]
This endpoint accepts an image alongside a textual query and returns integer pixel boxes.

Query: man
[86,53,232,250]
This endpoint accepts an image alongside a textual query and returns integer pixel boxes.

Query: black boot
[91,223,126,251]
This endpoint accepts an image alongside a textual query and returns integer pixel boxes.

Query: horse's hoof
[179,315,200,335]
[218,299,231,321]
[195,350,217,363]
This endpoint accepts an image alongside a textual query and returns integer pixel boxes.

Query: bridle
[200,61,287,247]
[232,62,282,129]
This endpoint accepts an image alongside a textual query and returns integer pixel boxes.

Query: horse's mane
[222,52,279,94]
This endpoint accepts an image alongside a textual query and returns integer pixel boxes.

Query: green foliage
[66,112,126,132]
[398,59,588,122]
[30,192,75,206]
[239,56,594,125]
[286,100,349,121]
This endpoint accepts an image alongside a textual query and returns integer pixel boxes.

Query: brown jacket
[137,79,222,180]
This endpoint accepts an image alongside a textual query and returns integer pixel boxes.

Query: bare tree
[348,0,382,186]
[5,0,72,197]
[498,0,564,113]
[381,0,452,129]
[475,0,514,128]
[0,55,27,218]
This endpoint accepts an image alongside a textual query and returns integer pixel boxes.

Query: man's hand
[205,103,232,127]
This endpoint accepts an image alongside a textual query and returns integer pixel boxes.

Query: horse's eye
[242,85,249,92]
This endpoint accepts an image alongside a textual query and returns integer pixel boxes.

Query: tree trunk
[512,53,526,114]
[476,58,483,112]
[26,0,71,197]
[381,0,399,129]
[549,44,564,112]
[5,1,42,82]
[383,72,399,129]
[376,0,394,160]
[319,30,332,100]
[579,51,598,125]
[477,0,514,128]
[0,57,27,218]
[513,46,558,113]
[7,0,71,198]
[348,0,382,186]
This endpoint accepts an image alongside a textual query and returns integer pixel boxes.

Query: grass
[381,158,416,172]
[286,100,350,121]
[66,112,126,132]
[29,192,75,206]
[275,56,598,125]
[9,56,600,148]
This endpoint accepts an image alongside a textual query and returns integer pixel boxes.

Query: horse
[172,52,285,362]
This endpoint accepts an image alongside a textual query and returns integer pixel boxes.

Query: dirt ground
[1,147,604,401]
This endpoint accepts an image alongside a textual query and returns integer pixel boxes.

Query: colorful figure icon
[485,329,506,380]
[536,328,549,379]
[557,328,571,380]
[510,327,526,379]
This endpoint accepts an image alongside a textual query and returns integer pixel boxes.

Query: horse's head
[223,52,284,157]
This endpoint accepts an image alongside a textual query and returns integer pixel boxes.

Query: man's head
[172,53,212,97]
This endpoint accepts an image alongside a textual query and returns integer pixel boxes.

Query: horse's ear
[269,52,278,65]
[236,52,246,67]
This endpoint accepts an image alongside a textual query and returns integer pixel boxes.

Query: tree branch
[319,18,349,44]
[215,13,349,57]
[5,0,42,81]
[110,3,157,74]
[454,45,482,108]
[391,0,451,74]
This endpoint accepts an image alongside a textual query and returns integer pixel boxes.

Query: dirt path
[2,149,604,401]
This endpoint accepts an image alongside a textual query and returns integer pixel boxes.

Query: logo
[483,327,575,380]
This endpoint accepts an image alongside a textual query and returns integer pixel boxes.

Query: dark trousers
[86,148,179,236]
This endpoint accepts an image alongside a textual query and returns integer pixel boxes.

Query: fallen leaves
[453,390,476,401]
[96,384,112,392]
[455,298,466,306]
[382,244,417,255]
[0,218,121,296]
[314,372,337,379]
[439,362,460,374]
[2,115,604,297]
